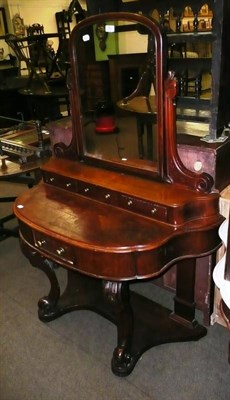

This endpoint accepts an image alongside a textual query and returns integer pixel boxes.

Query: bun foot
[111,347,136,377]
[38,296,61,322]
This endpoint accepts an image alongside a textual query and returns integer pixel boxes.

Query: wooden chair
[26,24,50,74]
[26,23,44,36]
[5,33,51,93]
[119,35,156,160]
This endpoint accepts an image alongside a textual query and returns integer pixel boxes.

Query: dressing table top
[14,175,222,281]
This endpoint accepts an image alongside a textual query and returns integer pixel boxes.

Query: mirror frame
[68,12,167,179]
[53,11,213,193]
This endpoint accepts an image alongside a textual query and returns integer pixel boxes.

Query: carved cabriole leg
[24,248,61,322]
[103,281,135,377]
[37,259,61,322]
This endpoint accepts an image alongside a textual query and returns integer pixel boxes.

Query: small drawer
[33,231,74,265]
[78,181,118,205]
[120,195,167,221]
[43,172,77,192]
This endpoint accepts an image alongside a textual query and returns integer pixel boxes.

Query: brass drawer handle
[37,240,46,247]
[56,247,65,255]
[66,182,72,187]
[105,193,111,199]
[151,208,157,214]
[127,200,133,206]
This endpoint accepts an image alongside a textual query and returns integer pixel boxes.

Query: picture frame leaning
[0,8,8,36]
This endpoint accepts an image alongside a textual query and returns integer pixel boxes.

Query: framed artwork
[95,22,108,51]
[12,13,25,36]
[0,7,8,36]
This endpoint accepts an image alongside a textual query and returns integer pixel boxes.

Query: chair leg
[136,118,145,159]
[0,226,19,241]
[0,196,18,241]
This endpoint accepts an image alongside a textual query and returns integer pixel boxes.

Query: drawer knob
[56,247,65,255]
[50,177,55,182]
[66,182,72,187]
[151,208,157,214]
[84,188,90,193]
[37,240,46,247]
[127,200,133,206]
[105,193,111,199]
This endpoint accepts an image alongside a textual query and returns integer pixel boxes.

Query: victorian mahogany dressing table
[14,13,223,376]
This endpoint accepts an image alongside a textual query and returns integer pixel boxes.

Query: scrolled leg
[36,258,61,321]
[22,244,61,321]
[103,281,135,376]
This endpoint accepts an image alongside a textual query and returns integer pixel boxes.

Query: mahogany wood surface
[13,12,224,376]
[14,180,222,281]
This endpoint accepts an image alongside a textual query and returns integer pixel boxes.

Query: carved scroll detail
[103,281,135,376]
[164,71,214,193]
[20,241,61,321]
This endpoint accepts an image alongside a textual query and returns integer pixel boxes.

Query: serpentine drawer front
[34,231,75,265]
[18,221,143,280]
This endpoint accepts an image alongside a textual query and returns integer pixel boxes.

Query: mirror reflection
[73,17,160,171]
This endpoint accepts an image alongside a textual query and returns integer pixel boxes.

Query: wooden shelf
[167,32,216,43]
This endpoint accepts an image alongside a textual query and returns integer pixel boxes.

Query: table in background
[0,158,45,241]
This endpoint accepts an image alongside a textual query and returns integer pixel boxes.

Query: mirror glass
[70,15,165,175]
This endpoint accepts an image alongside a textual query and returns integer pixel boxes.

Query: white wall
[0,1,146,61]
[0,0,86,55]
[119,30,148,54]
[8,1,71,33]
